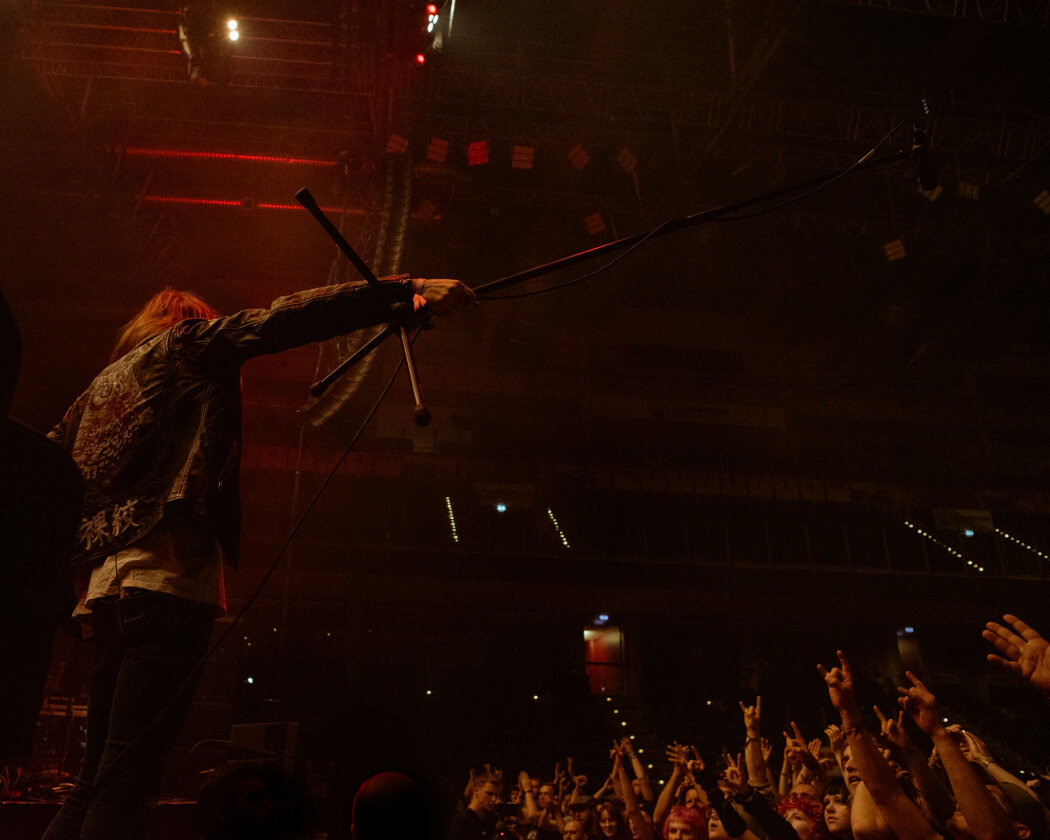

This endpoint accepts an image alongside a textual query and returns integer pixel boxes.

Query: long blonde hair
[111,288,218,361]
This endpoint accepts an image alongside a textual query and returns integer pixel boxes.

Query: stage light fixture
[920,184,942,202]
[415,52,426,65]
[385,133,409,155]
[467,140,489,166]
[616,147,638,174]
[426,137,449,164]
[511,145,535,170]
[883,239,906,261]
[568,143,590,170]
[584,211,606,235]
[177,5,237,86]
[415,199,438,221]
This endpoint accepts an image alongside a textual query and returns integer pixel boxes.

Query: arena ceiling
[4,0,1050,501]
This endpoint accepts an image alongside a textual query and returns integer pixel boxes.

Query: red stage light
[426,4,438,13]
[415,53,426,64]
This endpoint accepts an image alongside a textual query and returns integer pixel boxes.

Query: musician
[42,276,476,840]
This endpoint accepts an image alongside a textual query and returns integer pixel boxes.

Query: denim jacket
[48,277,416,570]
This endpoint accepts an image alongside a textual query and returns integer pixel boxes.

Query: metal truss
[19,2,380,96]
[822,0,1050,27]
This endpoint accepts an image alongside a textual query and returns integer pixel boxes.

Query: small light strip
[445,496,459,543]
[125,147,335,166]
[142,195,363,214]
[995,528,1048,562]
[547,508,570,548]
[905,520,984,572]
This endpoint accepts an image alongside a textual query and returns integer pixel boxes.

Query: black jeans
[42,589,214,840]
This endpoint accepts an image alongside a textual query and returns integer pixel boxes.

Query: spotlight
[177,5,237,86]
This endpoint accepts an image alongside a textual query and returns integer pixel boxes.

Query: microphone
[912,121,938,191]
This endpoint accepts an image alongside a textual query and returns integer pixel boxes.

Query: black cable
[478,220,674,301]
[712,118,912,222]
[478,118,913,301]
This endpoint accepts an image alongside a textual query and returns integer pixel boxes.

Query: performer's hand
[412,278,477,315]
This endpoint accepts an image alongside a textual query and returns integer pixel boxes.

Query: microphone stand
[299,144,915,415]
[296,188,432,427]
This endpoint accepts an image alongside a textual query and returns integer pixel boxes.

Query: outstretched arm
[614,742,656,840]
[872,705,954,828]
[740,697,772,796]
[519,771,540,822]
[899,672,1013,840]
[819,651,941,840]
[653,743,686,826]
[982,614,1050,700]
[620,738,655,804]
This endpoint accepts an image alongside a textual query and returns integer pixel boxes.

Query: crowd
[450,614,1050,840]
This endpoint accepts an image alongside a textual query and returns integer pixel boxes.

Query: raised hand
[825,723,843,756]
[874,704,913,752]
[556,761,570,796]
[665,742,689,769]
[760,737,773,763]
[897,671,944,737]
[723,752,750,797]
[982,614,1050,697]
[818,650,860,717]
[739,696,761,739]
[784,722,815,768]
[959,729,993,766]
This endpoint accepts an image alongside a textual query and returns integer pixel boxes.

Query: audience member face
[708,810,731,840]
[946,785,1024,840]
[531,777,542,797]
[782,807,817,840]
[823,793,851,837]
[683,788,702,811]
[630,809,653,840]
[665,818,697,840]
[841,746,862,793]
[473,782,500,815]
[539,785,557,810]
[571,807,594,833]
[565,820,586,840]
[599,807,620,838]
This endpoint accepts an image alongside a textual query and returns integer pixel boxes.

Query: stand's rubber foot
[414,404,432,427]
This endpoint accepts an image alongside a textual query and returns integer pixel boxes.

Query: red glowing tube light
[144,196,363,214]
[125,147,335,166]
